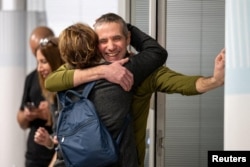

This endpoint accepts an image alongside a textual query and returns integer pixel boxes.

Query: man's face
[95,22,130,62]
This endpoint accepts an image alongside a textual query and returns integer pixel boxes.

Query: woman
[34,37,64,166]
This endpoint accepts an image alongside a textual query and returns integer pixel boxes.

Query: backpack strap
[81,81,130,145]
[82,81,96,98]
[57,82,95,108]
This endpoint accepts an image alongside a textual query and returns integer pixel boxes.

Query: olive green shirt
[45,65,201,167]
[132,66,201,166]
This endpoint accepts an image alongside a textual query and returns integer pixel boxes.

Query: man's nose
[107,40,116,50]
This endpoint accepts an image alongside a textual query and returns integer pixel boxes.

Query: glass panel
[164,0,224,166]
[130,1,152,167]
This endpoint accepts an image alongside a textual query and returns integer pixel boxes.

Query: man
[17,26,56,167]
[45,13,225,166]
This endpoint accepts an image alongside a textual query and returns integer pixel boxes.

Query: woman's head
[35,37,64,103]
[36,37,64,76]
[59,23,101,69]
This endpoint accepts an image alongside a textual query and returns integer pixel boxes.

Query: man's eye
[113,37,121,41]
[99,40,107,44]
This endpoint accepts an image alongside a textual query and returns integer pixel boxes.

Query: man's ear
[126,31,131,46]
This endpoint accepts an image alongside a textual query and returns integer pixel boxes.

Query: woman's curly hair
[59,23,102,69]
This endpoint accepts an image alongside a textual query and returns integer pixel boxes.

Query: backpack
[56,81,129,167]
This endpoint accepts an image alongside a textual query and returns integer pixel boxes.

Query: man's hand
[23,101,51,121]
[104,58,134,91]
[23,106,39,122]
[73,58,134,91]
[196,48,225,93]
[213,48,225,86]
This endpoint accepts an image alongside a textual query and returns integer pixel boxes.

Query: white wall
[224,0,250,150]
[0,1,31,167]
[45,0,119,36]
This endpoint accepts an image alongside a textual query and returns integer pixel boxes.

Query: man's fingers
[120,83,129,92]
[219,48,225,60]
[120,71,134,91]
[216,48,225,62]
[118,57,129,65]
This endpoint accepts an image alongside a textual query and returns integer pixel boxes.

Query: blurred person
[45,13,225,167]
[17,26,56,167]
[33,37,64,167]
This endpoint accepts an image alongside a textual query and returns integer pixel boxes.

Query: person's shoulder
[27,69,37,75]
[26,69,38,80]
